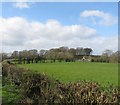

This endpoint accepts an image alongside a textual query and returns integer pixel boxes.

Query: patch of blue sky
[2,2,117,23]
[2,2,118,37]
[1,0,119,2]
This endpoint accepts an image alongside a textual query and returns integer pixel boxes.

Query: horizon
[1,46,119,56]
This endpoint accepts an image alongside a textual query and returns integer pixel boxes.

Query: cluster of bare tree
[1,47,93,64]
[91,50,120,63]
[1,47,119,63]
[102,50,120,63]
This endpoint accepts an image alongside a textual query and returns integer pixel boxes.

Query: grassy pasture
[18,62,118,86]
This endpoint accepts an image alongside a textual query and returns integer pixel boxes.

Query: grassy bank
[18,62,118,86]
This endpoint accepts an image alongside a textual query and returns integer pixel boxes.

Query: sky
[1,2,118,55]
[1,0,119,2]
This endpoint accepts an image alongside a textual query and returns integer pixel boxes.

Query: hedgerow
[2,62,119,104]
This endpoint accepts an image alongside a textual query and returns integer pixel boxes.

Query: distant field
[18,62,118,86]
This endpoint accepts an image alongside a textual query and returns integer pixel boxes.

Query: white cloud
[80,10,117,26]
[13,0,30,9]
[0,17,118,54]
[14,2,29,9]
[82,35,118,54]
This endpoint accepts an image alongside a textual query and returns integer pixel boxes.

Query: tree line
[1,47,119,63]
[1,47,93,64]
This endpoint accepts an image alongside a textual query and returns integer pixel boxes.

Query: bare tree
[84,48,93,56]
[11,51,19,64]
[109,51,119,63]
[102,49,113,57]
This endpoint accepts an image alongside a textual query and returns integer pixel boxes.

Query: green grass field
[18,62,118,86]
